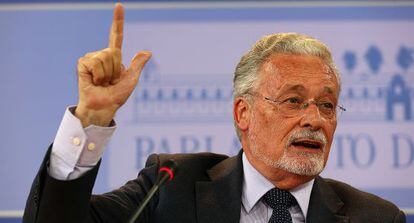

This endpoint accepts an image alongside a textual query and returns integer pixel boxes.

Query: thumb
[128,51,152,80]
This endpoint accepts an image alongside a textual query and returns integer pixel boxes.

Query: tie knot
[263,188,297,209]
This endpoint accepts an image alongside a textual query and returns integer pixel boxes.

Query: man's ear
[233,97,250,132]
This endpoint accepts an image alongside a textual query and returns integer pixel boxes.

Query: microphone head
[157,159,178,185]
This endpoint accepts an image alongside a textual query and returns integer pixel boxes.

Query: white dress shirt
[49,107,314,223]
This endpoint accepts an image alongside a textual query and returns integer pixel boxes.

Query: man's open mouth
[290,139,323,150]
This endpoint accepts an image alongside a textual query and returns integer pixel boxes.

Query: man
[24,3,406,223]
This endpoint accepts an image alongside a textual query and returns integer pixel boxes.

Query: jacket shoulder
[323,178,405,222]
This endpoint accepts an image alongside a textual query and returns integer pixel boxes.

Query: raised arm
[23,4,153,223]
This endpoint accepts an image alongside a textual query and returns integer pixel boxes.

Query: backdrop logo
[341,45,413,122]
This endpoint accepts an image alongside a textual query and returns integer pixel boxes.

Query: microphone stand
[127,185,159,223]
[127,159,177,223]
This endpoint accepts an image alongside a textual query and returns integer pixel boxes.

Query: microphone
[127,159,178,223]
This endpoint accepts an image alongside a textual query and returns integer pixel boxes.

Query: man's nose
[299,104,324,130]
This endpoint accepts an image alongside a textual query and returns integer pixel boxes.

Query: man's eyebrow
[280,84,306,93]
[276,85,336,96]
[323,86,334,94]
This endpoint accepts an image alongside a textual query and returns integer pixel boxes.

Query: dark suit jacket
[24,146,406,223]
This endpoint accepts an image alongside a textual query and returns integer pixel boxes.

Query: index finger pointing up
[108,3,124,49]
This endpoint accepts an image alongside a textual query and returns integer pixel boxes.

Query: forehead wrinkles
[258,54,338,94]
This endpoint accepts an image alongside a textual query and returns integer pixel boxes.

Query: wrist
[74,105,116,127]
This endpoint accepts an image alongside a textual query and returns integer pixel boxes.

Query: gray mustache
[286,130,327,149]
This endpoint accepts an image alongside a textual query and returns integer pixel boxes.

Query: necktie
[263,188,298,223]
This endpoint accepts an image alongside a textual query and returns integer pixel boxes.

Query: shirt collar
[241,153,314,218]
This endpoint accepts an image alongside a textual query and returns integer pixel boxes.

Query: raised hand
[75,3,151,127]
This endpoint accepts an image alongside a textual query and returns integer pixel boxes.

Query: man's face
[244,54,339,179]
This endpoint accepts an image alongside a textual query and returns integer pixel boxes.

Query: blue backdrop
[0,1,413,222]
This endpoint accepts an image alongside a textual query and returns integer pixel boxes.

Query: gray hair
[233,33,341,139]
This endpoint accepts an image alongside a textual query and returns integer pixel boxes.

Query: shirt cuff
[49,106,116,180]
[78,119,116,166]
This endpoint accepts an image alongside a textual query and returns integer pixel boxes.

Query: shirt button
[72,137,81,146]
[87,143,96,151]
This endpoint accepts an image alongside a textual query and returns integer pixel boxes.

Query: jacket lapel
[307,176,349,223]
[195,151,243,223]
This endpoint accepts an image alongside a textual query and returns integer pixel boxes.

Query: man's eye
[320,102,334,109]
[284,97,301,104]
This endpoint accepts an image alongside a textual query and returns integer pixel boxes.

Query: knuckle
[107,47,121,58]
[103,47,111,51]
[112,48,121,56]
[103,47,113,53]
[103,52,113,64]
[97,51,112,65]
[91,60,102,73]
[84,51,96,58]
[104,47,118,55]
[92,51,102,59]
